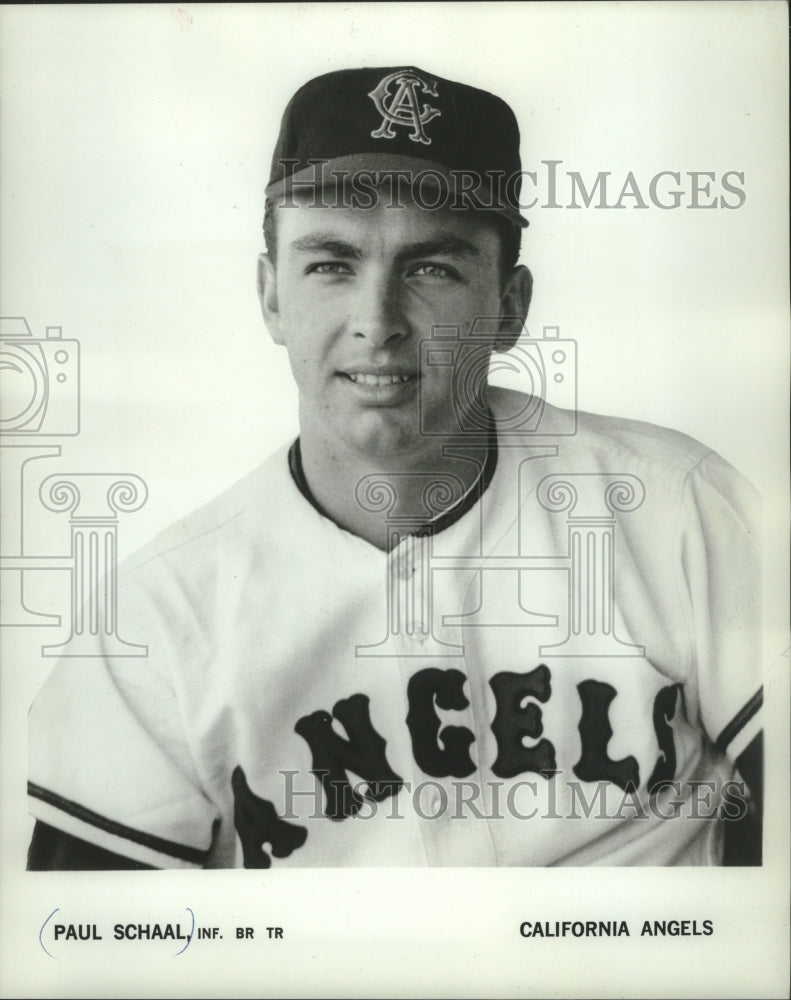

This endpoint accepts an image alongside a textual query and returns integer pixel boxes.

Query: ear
[496,265,532,351]
[257,253,284,345]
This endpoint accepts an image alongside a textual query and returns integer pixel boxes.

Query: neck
[297,426,491,551]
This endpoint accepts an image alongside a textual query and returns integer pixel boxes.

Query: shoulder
[121,443,301,581]
[487,385,759,522]
[490,385,721,479]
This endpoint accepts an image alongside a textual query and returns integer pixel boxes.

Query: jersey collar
[287,419,499,543]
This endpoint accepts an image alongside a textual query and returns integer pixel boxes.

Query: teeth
[347,373,414,386]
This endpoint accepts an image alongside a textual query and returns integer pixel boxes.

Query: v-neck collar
[287,420,499,546]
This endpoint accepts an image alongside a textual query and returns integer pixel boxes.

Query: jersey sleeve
[28,821,157,870]
[677,451,762,764]
[28,562,220,870]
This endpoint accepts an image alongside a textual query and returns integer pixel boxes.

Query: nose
[349,269,408,348]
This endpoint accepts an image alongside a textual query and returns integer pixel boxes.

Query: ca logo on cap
[368,71,441,146]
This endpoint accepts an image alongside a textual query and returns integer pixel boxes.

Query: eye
[409,262,460,280]
[305,261,354,276]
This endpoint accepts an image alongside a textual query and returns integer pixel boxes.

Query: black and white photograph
[1,3,788,997]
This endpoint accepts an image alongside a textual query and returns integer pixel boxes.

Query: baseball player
[27,67,762,869]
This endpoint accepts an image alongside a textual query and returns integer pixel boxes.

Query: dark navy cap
[265,66,528,228]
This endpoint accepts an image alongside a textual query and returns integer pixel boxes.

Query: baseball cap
[265,66,529,228]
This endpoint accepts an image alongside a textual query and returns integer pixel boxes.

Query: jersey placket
[387,528,497,865]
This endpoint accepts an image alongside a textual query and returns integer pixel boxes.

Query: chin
[346,416,424,465]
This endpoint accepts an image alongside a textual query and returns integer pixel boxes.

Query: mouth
[342,372,417,387]
[337,369,419,406]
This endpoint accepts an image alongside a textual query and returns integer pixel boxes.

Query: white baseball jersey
[28,388,762,868]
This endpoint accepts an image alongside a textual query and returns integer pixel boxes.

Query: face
[258,192,531,465]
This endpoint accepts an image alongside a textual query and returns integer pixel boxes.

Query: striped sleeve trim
[28,782,210,866]
[715,688,763,755]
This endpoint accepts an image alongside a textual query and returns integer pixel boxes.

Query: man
[27,66,761,869]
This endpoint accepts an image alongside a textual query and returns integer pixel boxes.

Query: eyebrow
[395,237,481,262]
[289,234,362,258]
[288,233,483,261]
